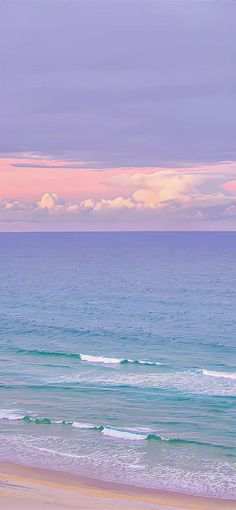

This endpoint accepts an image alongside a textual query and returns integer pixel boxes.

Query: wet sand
[0,461,234,509]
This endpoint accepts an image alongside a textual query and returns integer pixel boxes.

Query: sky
[0,0,236,231]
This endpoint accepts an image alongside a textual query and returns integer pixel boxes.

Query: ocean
[0,232,235,498]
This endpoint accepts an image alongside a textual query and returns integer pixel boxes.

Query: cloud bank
[1,160,236,230]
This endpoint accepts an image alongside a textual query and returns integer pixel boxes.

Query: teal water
[0,232,235,498]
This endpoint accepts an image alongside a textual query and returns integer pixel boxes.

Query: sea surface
[0,232,235,498]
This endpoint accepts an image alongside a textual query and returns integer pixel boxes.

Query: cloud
[1,155,236,206]
[93,196,138,212]
[1,187,235,220]
[3,200,30,211]
[37,192,65,210]
[1,160,236,230]
[223,180,236,194]
[110,169,236,211]
[80,198,96,210]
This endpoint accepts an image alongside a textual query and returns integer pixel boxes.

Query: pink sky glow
[1,155,236,200]
[0,155,236,231]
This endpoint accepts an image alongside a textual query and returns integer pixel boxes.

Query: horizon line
[0,230,236,234]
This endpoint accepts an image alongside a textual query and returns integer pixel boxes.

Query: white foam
[136,360,162,365]
[52,420,72,425]
[33,446,86,460]
[0,409,25,421]
[80,354,122,364]
[91,370,236,396]
[123,426,153,433]
[80,353,162,365]
[45,366,236,396]
[201,369,236,380]
[159,435,171,442]
[72,421,95,429]
[101,427,146,441]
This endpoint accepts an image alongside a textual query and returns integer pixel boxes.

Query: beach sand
[0,461,234,510]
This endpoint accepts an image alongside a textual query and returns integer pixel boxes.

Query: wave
[0,409,25,421]
[80,354,162,366]
[99,428,236,450]
[72,421,100,430]
[52,368,236,397]
[201,370,236,380]
[11,347,82,359]
[1,371,236,397]
[0,410,68,425]
[101,427,146,441]
[121,359,162,366]
[9,347,162,366]
[80,354,122,364]
[0,410,235,452]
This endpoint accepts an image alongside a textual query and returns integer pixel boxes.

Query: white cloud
[37,192,64,210]
[1,172,236,229]
[188,192,234,209]
[109,169,236,212]
[80,198,96,210]
[0,199,32,211]
[67,204,80,213]
[93,196,138,212]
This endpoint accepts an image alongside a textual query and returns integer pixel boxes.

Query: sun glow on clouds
[38,192,64,210]
[0,154,236,229]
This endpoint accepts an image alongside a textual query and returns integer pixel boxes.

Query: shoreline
[0,460,235,509]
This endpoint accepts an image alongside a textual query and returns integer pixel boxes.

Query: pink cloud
[1,154,236,230]
[1,155,236,204]
[0,157,114,201]
[223,180,236,194]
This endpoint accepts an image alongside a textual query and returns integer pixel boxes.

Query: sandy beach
[0,461,234,510]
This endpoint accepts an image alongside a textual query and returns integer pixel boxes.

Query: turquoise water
[0,232,235,498]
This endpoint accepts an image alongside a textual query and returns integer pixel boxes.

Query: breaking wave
[80,353,162,365]
[0,410,235,452]
[9,347,161,366]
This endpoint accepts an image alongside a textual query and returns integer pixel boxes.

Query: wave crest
[101,427,146,441]
[1,410,235,452]
[201,369,236,380]
[10,347,161,366]
[80,354,161,365]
